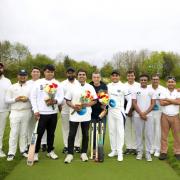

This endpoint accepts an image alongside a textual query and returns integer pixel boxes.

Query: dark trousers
[35,114,57,153]
[68,121,90,155]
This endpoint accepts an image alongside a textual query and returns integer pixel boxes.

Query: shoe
[7,154,15,161]
[123,149,131,155]
[174,154,180,160]
[159,153,167,160]
[22,152,28,158]
[64,154,73,163]
[146,153,152,162]
[136,152,143,160]
[74,146,81,153]
[0,150,6,158]
[62,147,68,154]
[117,153,123,161]
[108,151,118,157]
[131,149,137,155]
[41,144,47,152]
[154,151,160,157]
[47,151,58,160]
[34,153,39,162]
[81,153,88,162]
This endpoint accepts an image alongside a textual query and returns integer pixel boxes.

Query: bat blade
[98,122,104,162]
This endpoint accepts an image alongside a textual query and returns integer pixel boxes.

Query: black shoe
[175,154,180,160]
[123,149,131,155]
[62,147,68,154]
[159,153,167,160]
[41,144,47,152]
[130,149,137,155]
[74,146,81,153]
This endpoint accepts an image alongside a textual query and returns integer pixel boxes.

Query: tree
[100,61,113,77]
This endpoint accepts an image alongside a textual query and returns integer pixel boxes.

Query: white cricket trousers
[151,111,162,152]
[134,116,153,153]
[124,116,137,149]
[8,109,32,155]
[0,111,9,150]
[28,115,47,145]
[61,114,81,147]
[108,111,124,153]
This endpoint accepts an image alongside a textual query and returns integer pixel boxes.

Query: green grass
[1,118,180,180]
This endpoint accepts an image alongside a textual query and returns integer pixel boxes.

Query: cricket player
[6,69,32,161]
[64,69,97,163]
[27,67,47,152]
[124,70,139,155]
[0,63,11,158]
[148,74,165,157]
[60,67,82,154]
[132,74,155,162]
[30,64,64,162]
[159,76,180,160]
[107,70,132,162]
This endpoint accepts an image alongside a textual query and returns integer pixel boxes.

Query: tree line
[1,40,180,80]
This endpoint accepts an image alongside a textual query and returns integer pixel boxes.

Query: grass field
[0,116,180,180]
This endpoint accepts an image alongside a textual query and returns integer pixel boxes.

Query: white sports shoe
[146,153,152,162]
[64,154,73,163]
[108,151,118,157]
[0,150,6,158]
[7,154,15,161]
[22,152,28,158]
[81,153,88,162]
[154,151,160,157]
[47,151,58,160]
[117,153,123,161]
[136,152,143,160]
[34,153,39,162]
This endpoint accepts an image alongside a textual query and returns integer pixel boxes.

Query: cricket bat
[27,121,39,166]
[98,122,104,162]
[95,123,99,162]
[90,122,94,159]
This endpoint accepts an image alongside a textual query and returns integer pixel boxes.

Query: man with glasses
[148,74,165,157]
[159,76,180,160]
[64,69,97,163]
[132,74,155,162]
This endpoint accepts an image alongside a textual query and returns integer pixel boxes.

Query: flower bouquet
[71,90,94,115]
[44,83,58,110]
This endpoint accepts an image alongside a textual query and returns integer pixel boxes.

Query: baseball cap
[66,67,75,73]
[111,70,120,76]
[18,69,28,76]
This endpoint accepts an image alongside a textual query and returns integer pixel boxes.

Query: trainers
[74,146,81,153]
[174,154,180,160]
[62,147,68,154]
[146,153,152,162]
[123,149,131,155]
[108,151,118,157]
[0,150,6,158]
[64,154,73,163]
[136,152,143,160]
[159,153,167,160]
[41,144,47,152]
[117,153,123,161]
[34,153,39,162]
[22,152,28,158]
[7,154,15,161]
[154,151,160,157]
[47,151,58,160]
[81,153,88,162]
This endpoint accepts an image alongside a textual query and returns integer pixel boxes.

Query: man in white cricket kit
[124,70,139,155]
[30,64,64,162]
[27,67,47,152]
[60,67,81,154]
[64,69,97,163]
[148,74,165,157]
[107,70,132,162]
[132,74,155,162]
[6,69,32,161]
[0,63,11,158]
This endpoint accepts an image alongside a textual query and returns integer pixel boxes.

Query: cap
[66,67,75,73]
[167,76,176,82]
[111,70,120,76]
[18,69,28,76]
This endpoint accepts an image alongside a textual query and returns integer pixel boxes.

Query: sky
[0,0,180,66]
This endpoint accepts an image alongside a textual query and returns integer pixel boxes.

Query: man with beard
[60,67,81,154]
[0,63,11,158]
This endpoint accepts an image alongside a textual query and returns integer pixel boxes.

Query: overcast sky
[0,0,180,66]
